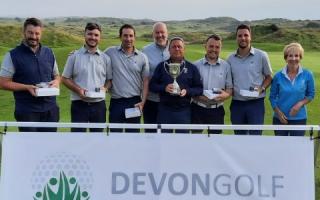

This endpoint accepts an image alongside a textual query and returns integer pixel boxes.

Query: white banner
[0,133,315,200]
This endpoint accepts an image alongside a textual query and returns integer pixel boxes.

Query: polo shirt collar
[235,47,255,57]
[81,46,102,55]
[282,65,303,76]
[249,47,255,55]
[155,41,169,50]
[168,58,185,65]
[203,56,221,66]
[117,46,138,55]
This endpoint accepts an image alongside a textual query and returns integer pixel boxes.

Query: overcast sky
[0,0,319,21]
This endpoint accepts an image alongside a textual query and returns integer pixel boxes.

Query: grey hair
[169,36,184,47]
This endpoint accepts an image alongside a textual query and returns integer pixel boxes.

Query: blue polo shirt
[142,42,170,102]
[0,43,58,113]
[227,47,272,101]
[149,59,203,109]
[269,66,315,120]
[104,46,149,99]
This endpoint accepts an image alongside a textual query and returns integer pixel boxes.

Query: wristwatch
[261,86,266,93]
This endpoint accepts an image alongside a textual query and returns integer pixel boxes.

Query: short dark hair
[85,22,101,32]
[119,24,135,37]
[236,24,251,34]
[206,34,222,43]
[23,17,43,30]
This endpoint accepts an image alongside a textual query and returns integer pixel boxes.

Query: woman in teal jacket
[269,43,315,136]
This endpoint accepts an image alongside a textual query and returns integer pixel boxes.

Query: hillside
[0,24,83,48]
[0,17,320,49]
[255,27,320,50]
[226,24,320,50]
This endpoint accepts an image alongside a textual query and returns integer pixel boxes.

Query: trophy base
[171,81,181,96]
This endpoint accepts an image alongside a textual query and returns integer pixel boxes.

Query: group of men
[0,18,273,134]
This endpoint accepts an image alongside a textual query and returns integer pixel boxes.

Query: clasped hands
[165,84,186,97]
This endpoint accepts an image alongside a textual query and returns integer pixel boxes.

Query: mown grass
[0,39,320,199]
[1,40,319,128]
[1,40,319,127]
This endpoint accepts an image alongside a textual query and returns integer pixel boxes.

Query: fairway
[3,40,319,124]
[0,40,319,126]
[0,40,319,127]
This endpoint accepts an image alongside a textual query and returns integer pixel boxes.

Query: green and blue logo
[31,152,93,200]
[33,171,89,200]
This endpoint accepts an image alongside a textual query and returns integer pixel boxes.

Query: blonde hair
[283,42,304,60]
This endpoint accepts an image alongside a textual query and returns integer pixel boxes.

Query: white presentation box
[35,88,60,97]
[125,107,141,119]
[203,90,219,100]
[240,89,259,98]
[85,91,105,98]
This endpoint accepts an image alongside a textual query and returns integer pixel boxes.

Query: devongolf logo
[30,152,93,200]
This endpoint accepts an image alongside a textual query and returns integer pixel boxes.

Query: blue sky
[0,0,319,21]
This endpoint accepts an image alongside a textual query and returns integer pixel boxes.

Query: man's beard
[86,40,98,48]
[207,52,218,60]
[26,38,39,48]
[238,42,248,49]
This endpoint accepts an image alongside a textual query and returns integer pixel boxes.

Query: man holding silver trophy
[149,37,203,133]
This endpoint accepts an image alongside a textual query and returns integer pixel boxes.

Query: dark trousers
[273,117,306,136]
[14,105,59,132]
[157,103,190,133]
[143,100,158,133]
[109,96,141,133]
[191,103,224,134]
[230,98,265,135]
[71,100,106,132]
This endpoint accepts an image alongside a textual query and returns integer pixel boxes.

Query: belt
[192,101,223,109]
[73,100,104,106]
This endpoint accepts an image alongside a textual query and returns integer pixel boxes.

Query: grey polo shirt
[227,47,272,101]
[194,57,233,90]
[1,52,59,77]
[62,46,112,102]
[105,46,149,99]
[142,42,169,102]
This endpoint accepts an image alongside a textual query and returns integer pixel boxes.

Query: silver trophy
[168,63,181,95]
